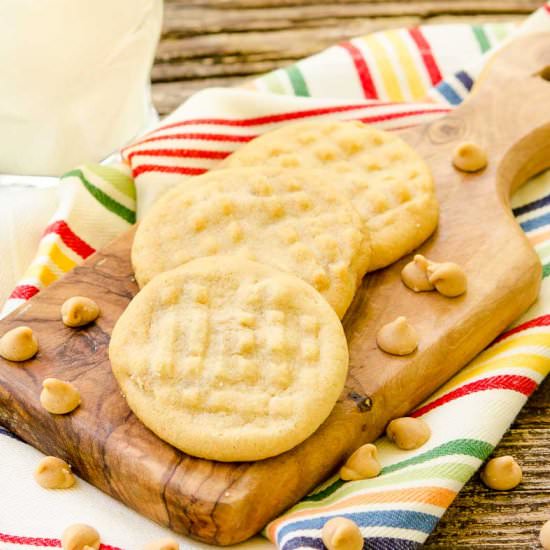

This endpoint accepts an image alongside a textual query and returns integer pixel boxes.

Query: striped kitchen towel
[2,164,136,316]
[2,3,550,549]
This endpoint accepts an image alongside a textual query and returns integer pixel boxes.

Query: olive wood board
[1,33,549,547]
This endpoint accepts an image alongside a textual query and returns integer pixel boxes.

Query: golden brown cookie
[221,120,438,270]
[132,167,370,318]
[109,257,349,462]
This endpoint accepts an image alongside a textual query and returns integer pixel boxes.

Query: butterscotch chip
[386,417,431,450]
[540,520,550,550]
[40,378,81,414]
[322,517,363,550]
[376,316,418,356]
[452,141,487,172]
[109,257,349,462]
[0,326,38,362]
[132,168,370,319]
[61,524,100,550]
[481,456,522,490]
[427,261,467,297]
[339,443,381,481]
[401,254,434,292]
[143,538,179,550]
[221,120,438,270]
[34,456,75,489]
[61,296,100,327]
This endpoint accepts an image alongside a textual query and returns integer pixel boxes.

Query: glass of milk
[0,0,163,177]
[0,0,163,307]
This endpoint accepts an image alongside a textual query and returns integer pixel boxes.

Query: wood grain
[1,32,550,546]
[152,0,542,114]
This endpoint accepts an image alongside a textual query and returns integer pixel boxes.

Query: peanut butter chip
[452,141,488,172]
[481,455,522,491]
[540,519,550,550]
[386,417,431,450]
[401,254,434,292]
[339,443,381,481]
[143,538,180,550]
[376,316,418,356]
[61,296,100,327]
[322,517,363,550]
[0,326,38,362]
[427,261,467,297]
[34,456,75,489]
[40,378,81,414]
[61,524,100,550]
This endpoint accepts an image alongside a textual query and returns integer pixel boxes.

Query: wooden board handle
[419,32,550,199]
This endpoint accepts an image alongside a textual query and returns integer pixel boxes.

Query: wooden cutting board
[1,33,550,546]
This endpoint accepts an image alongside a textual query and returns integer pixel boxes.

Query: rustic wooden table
[152,2,550,548]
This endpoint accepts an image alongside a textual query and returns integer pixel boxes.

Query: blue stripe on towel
[436,82,462,105]
[513,193,550,217]
[277,510,439,542]
[519,210,550,232]
[455,70,474,91]
[282,535,421,550]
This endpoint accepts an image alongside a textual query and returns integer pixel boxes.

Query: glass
[0,0,163,177]
[0,0,163,307]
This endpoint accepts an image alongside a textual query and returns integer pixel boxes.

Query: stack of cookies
[109,120,438,462]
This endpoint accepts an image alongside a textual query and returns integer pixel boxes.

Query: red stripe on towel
[43,220,95,259]
[412,375,537,418]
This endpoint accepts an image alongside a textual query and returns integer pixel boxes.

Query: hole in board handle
[536,66,550,81]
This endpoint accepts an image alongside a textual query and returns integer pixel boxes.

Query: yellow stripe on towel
[26,263,57,287]
[361,34,404,101]
[385,30,428,100]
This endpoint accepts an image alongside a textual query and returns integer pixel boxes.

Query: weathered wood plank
[163,0,541,16]
[152,78,250,114]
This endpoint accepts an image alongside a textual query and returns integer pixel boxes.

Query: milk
[0,0,163,176]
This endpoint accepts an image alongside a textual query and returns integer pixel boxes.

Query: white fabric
[0,433,271,549]
[0,182,58,305]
